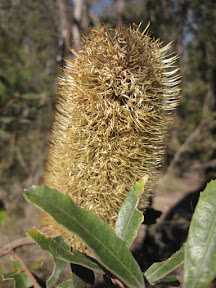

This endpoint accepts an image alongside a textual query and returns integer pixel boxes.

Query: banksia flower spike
[42,24,180,251]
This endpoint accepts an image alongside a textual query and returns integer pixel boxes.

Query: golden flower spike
[41,24,180,251]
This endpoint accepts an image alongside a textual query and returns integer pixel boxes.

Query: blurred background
[0,0,215,285]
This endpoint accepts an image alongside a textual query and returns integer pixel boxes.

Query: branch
[160,89,213,183]
[192,159,216,169]
[163,121,204,180]
[10,250,41,288]
[0,237,35,257]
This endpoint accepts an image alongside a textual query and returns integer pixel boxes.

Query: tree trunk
[57,0,72,50]
[72,0,83,50]
[81,0,90,36]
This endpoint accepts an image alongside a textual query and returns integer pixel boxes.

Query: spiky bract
[42,24,180,251]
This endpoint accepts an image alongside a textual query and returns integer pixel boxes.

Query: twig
[10,250,41,288]
[0,237,35,257]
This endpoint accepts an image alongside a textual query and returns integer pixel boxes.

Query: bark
[81,0,90,36]
[72,0,83,50]
[57,0,73,50]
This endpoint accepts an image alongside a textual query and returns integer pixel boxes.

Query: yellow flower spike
[41,24,180,251]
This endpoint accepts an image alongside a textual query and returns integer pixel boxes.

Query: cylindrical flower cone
[41,24,180,251]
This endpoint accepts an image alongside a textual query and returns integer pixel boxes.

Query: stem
[0,237,35,257]
[10,250,41,288]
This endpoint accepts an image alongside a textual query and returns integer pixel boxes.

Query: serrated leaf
[28,229,102,274]
[184,180,216,288]
[47,258,66,288]
[0,208,7,229]
[144,246,184,284]
[25,185,145,288]
[115,176,148,247]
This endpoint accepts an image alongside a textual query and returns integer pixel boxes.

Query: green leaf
[184,180,216,288]
[57,276,74,288]
[25,185,145,288]
[3,271,18,279]
[47,258,66,288]
[11,260,32,288]
[0,116,16,124]
[0,207,7,229]
[158,275,179,283]
[20,92,43,100]
[28,229,103,274]
[144,246,184,284]
[18,118,30,124]
[0,129,10,139]
[157,276,181,287]
[115,176,148,247]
